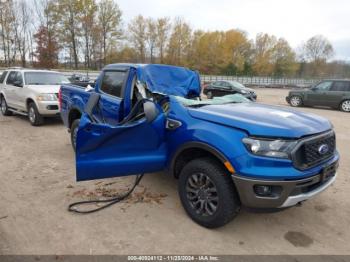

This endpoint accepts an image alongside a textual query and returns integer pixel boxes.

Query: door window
[221,82,232,90]
[0,71,8,83]
[14,72,23,86]
[6,71,18,85]
[100,71,127,98]
[212,81,222,87]
[331,81,350,92]
[315,81,332,91]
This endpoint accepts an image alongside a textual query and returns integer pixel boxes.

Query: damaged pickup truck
[60,64,339,228]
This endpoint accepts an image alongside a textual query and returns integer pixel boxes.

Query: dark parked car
[69,74,95,88]
[286,80,350,112]
[203,80,257,101]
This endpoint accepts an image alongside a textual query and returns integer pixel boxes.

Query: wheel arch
[170,142,233,179]
[68,107,82,128]
[339,98,350,111]
[0,92,7,100]
[26,97,36,110]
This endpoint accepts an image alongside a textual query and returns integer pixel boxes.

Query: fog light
[254,185,272,197]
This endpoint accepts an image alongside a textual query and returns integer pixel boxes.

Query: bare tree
[146,18,157,63]
[0,0,16,66]
[128,15,147,63]
[98,0,123,66]
[167,17,192,66]
[156,17,171,64]
[302,35,334,76]
[13,0,32,67]
[79,0,97,69]
[303,35,334,62]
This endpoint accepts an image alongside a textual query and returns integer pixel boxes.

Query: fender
[169,141,230,177]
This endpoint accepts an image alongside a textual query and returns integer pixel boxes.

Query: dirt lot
[0,88,349,255]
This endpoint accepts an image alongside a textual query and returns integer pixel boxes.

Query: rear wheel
[178,157,241,228]
[28,102,44,126]
[340,100,350,112]
[0,96,13,116]
[70,119,80,152]
[289,95,303,107]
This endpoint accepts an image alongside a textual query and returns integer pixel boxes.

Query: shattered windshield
[175,94,251,107]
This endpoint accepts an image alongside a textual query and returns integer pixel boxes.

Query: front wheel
[28,102,44,126]
[0,96,13,116]
[289,95,303,107]
[340,100,350,112]
[178,158,241,228]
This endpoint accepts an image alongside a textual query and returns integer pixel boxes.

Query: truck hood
[136,64,201,97]
[188,103,332,138]
[27,85,61,94]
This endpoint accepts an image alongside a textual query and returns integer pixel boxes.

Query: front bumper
[37,101,60,116]
[232,160,338,208]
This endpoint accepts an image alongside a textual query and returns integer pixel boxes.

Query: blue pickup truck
[60,63,339,228]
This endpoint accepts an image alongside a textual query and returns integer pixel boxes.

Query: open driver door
[75,93,167,181]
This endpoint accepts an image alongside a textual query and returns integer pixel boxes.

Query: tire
[289,95,303,107]
[28,102,44,126]
[70,119,80,152]
[0,96,13,116]
[340,100,350,112]
[178,157,241,228]
[207,91,213,99]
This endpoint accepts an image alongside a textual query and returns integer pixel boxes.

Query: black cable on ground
[68,174,144,214]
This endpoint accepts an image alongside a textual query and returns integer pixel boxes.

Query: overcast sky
[118,0,350,61]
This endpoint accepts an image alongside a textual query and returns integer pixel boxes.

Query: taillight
[58,87,62,109]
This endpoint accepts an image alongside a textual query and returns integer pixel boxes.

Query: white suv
[0,68,70,126]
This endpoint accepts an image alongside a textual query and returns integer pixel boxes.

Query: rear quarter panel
[60,84,91,128]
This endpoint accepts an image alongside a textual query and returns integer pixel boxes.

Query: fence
[201,75,322,88]
[0,67,323,88]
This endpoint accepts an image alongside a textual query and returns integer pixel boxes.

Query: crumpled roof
[136,64,201,98]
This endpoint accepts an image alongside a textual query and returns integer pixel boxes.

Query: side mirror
[143,101,159,123]
[311,87,317,91]
[14,81,23,87]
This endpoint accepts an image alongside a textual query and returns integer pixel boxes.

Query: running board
[8,108,28,116]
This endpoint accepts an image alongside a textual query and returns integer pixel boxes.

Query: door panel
[12,72,26,110]
[328,81,349,107]
[307,81,333,106]
[76,112,167,181]
[4,71,17,107]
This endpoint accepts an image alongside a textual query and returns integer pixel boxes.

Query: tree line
[0,0,349,78]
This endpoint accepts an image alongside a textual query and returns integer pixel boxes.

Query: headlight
[37,94,57,101]
[240,90,248,94]
[242,137,297,159]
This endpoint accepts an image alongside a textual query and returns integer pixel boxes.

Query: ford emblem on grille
[318,144,329,155]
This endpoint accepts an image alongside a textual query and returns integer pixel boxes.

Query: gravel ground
[0,88,349,255]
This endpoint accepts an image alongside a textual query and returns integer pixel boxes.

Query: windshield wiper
[187,103,212,108]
